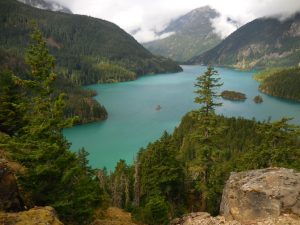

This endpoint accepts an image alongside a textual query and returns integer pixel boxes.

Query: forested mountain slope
[17,0,72,13]
[254,67,300,101]
[0,0,182,85]
[0,26,109,225]
[0,43,107,124]
[188,14,300,69]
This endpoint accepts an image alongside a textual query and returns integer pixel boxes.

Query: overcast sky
[53,0,300,42]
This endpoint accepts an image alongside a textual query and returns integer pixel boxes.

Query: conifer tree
[253,118,300,168]
[0,23,103,225]
[194,65,223,117]
[190,66,224,211]
[25,22,56,95]
[0,70,24,135]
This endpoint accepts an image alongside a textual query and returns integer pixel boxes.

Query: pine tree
[25,22,56,95]
[253,118,300,168]
[110,159,132,209]
[0,23,103,225]
[194,65,223,117]
[22,22,74,140]
[144,195,169,225]
[0,70,25,135]
[190,66,225,212]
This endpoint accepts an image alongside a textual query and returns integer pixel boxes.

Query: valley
[64,65,300,170]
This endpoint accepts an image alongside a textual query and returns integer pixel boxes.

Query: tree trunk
[133,160,141,207]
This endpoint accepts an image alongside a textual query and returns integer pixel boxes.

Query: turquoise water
[64,65,300,170]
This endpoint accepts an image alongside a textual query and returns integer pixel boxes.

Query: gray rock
[220,168,300,223]
[170,168,300,225]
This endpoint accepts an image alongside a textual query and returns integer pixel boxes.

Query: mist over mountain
[1,0,181,86]
[143,6,222,62]
[188,13,300,69]
[18,0,72,13]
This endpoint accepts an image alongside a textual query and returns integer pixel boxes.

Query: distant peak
[192,6,214,12]
[179,6,219,22]
[188,6,218,15]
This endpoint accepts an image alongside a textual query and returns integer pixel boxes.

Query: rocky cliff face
[171,168,300,225]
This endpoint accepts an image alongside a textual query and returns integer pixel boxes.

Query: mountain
[0,40,108,125]
[17,0,72,13]
[143,6,222,62]
[188,14,300,69]
[0,0,182,85]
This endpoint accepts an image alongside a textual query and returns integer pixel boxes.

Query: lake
[64,65,300,170]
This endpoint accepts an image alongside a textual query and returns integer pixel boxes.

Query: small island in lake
[253,95,263,104]
[221,90,247,101]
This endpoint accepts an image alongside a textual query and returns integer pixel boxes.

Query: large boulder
[0,206,63,225]
[170,167,300,225]
[220,168,300,223]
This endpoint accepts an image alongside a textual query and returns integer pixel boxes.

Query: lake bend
[64,65,300,170]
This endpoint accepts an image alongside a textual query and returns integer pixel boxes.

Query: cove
[64,65,300,170]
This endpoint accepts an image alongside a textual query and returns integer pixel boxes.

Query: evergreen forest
[1,31,299,224]
[255,67,300,102]
[0,0,181,85]
[1,3,300,224]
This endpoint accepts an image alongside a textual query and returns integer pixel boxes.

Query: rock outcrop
[171,168,300,225]
[0,206,63,225]
[220,168,300,222]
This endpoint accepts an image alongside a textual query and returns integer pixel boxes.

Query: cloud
[208,0,300,37]
[210,16,240,39]
[134,30,175,43]
[49,0,204,42]
[50,0,300,42]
